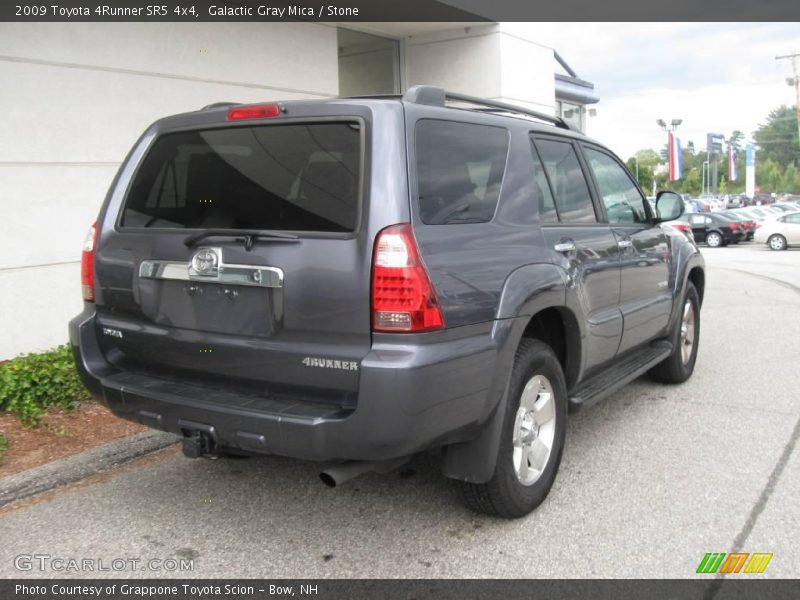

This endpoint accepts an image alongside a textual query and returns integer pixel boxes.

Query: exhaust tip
[319,472,337,488]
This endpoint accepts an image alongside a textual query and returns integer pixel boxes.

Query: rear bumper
[70,309,507,462]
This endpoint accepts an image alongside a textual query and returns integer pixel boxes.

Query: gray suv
[70,86,704,518]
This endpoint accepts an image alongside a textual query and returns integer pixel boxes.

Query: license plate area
[138,279,281,336]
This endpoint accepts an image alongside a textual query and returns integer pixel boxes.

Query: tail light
[227,104,282,120]
[729,222,740,230]
[81,223,97,302]
[669,222,691,233]
[372,224,444,332]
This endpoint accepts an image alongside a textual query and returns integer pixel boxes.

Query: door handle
[618,239,634,249]
[554,240,576,253]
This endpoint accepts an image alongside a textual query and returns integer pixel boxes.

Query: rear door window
[121,122,361,232]
[534,138,597,223]
[415,120,509,224]
[528,142,559,223]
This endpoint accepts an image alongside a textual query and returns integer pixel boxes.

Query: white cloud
[536,22,800,158]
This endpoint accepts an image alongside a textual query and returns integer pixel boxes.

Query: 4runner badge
[302,357,359,371]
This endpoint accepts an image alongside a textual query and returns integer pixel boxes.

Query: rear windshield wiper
[184,229,300,250]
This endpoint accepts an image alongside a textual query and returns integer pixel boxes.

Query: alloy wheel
[512,375,557,486]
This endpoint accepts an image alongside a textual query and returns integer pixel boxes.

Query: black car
[718,211,754,241]
[70,86,704,518]
[684,213,742,246]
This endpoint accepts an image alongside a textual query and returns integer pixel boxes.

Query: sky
[541,23,800,160]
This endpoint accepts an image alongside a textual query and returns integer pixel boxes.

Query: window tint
[535,139,597,223]
[416,120,509,224]
[583,147,648,224]
[783,213,800,224]
[529,143,558,223]
[121,123,360,232]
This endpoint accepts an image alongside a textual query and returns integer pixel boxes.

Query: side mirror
[654,191,685,223]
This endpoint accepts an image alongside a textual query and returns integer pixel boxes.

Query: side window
[785,213,800,224]
[529,142,559,223]
[415,120,509,225]
[534,139,597,223]
[583,147,647,224]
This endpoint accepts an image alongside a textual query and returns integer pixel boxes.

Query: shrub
[0,345,90,425]
[0,431,7,465]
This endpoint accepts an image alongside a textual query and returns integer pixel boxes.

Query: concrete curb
[0,430,178,507]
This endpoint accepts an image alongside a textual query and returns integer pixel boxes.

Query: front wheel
[456,339,567,518]
[706,232,722,248]
[649,282,700,384]
[768,234,787,251]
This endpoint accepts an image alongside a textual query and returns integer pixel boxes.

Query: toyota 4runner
[70,86,704,518]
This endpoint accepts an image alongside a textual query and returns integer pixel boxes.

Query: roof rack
[401,85,575,132]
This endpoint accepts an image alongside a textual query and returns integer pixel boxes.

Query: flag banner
[729,147,738,181]
[745,143,756,198]
[669,132,682,181]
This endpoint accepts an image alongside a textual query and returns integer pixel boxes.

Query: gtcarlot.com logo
[696,552,773,574]
[14,554,194,573]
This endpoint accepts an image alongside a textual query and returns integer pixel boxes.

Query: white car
[754,210,800,250]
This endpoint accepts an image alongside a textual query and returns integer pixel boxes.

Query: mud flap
[440,376,511,484]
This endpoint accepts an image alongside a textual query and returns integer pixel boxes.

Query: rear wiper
[184,229,300,250]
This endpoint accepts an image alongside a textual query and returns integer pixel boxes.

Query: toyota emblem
[191,248,219,276]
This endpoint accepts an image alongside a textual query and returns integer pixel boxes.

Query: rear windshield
[121,122,361,232]
[415,120,509,224]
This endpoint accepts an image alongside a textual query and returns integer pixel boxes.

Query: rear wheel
[456,339,567,518]
[649,282,700,384]
[706,232,722,247]
[768,234,787,251]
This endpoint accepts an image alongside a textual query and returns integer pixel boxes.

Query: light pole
[657,118,682,188]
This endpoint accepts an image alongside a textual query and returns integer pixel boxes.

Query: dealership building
[0,21,598,359]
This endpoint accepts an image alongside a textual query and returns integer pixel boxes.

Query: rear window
[121,122,361,232]
[415,120,509,224]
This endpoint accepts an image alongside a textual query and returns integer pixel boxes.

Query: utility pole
[776,52,800,145]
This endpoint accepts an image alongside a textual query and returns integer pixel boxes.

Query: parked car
[719,211,755,241]
[662,220,695,243]
[771,202,796,213]
[69,86,705,518]
[731,206,773,222]
[726,194,747,208]
[752,193,774,206]
[754,210,800,250]
[683,213,742,247]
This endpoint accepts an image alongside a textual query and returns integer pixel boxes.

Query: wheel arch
[687,266,705,307]
[442,263,581,485]
[520,306,581,391]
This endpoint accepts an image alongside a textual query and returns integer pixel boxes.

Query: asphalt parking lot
[1,243,798,579]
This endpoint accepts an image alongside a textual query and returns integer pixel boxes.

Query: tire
[456,339,567,518]
[706,232,722,248]
[648,282,700,384]
[768,234,787,251]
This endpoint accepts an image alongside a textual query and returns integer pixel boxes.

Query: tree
[781,163,800,192]
[635,149,660,169]
[727,130,744,152]
[753,105,800,169]
[626,157,655,193]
